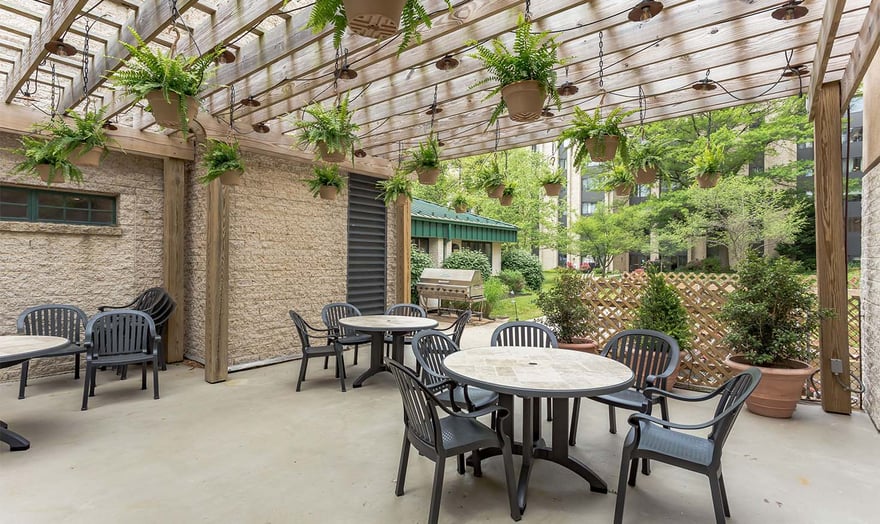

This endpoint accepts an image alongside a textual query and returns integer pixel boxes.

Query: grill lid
[417,268,484,286]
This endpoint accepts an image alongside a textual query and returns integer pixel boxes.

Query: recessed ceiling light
[435,55,459,71]
[771,1,808,21]
[45,39,77,57]
[627,1,664,23]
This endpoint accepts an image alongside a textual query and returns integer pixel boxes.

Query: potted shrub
[538,168,566,197]
[33,107,113,167]
[601,162,635,197]
[629,138,668,185]
[559,106,633,165]
[478,158,506,198]
[499,182,516,206]
[307,163,346,200]
[535,268,597,351]
[688,143,724,189]
[451,193,469,213]
[294,95,360,163]
[469,15,562,124]
[199,139,245,186]
[402,132,441,185]
[110,29,221,132]
[721,252,833,418]
[377,171,413,206]
[12,136,83,185]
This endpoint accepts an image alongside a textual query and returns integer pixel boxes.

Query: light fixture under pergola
[771,1,808,21]
[217,49,237,64]
[240,96,261,107]
[627,1,664,23]
[44,39,77,57]
[435,55,459,71]
[252,122,270,133]
[782,64,809,77]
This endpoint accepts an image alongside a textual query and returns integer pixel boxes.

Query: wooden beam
[205,180,229,383]
[2,0,88,104]
[163,158,186,364]
[813,81,851,415]
[397,199,412,304]
[809,0,846,120]
[840,0,880,109]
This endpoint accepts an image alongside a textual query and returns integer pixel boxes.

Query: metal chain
[50,62,57,117]
[638,85,646,128]
[228,84,235,128]
[494,120,500,152]
[598,32,604,89]
[430,85,438,130]
[524,0,531,21]
[81,21,92,110]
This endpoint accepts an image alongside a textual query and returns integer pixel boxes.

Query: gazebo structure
[0,0,878,426]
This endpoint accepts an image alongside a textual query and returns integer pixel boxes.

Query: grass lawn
[490,270,556,321]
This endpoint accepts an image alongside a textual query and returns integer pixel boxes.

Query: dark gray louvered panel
[347,174,387,315]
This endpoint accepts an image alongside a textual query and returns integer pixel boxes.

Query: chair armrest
[97,299,138,312]
[627,412,716,432]
[452,404,509,420]
[644,386,724,403]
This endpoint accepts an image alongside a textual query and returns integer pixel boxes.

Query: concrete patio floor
[1,319,877,524]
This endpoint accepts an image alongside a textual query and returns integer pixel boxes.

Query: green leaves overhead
[199,139,244,184]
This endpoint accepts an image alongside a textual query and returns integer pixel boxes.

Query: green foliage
[776,198,817,270]
[538,168,566,186]
[306,163,346,197]
[402,132,441,174]
[573,203,647,275]
[11,135,83,184]
[477,157,505,190]
[293,94,360,156]
[501,249,544,290]
[468,15,562,126]
[33,107,114,159]
[559,106,634,168]
[442,248,491,280]
[633,268,692,352]
[679,256,726,274]
[109,28,220,133]
[450,192,469,210]
[376,171,413,205]
[628,137,670,174]
[199,139,244,183]
[502,181,517,197]
[498,270,526,293]
[720,252,833,366]
[534,268,594,343]
[482,277,510,318]
[599,162,635,193]
[687,142,725,180]
[410,245,434,303]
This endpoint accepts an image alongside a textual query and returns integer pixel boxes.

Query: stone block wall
[0,131,164,381]
[861,162,879,429]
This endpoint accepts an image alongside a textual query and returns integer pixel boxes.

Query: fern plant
[12,135,83,184]
[687,143,725,177]
[478,158,505,190]
[559,106,634,167]
[600,161,635,195]
[377,171,413,205]
[199,139,244,183]
[469,15,563,126]
[538,168,566,186]
[307,163,347,197]
[628,138,669,174]
[293,94,360,157]
[401,132,441,173]
[451,192,469,212]
[33,106,114,159]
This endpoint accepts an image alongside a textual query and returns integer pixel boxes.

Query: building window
[413,237,429,253]
[461,241,492,265]
[581,202,596,215]
[748,152,765,175]
[0,185,116,225]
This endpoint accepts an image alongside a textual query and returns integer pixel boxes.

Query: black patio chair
[491,321,558,421]
[613,368,762,524]
[436,310,471,346]
[387,359,520,524]
[321,302,370,368]
[98,287,176,371]
[569,329,681,446]
[81,310,160,411]
[384,303,427,356]
[289,310,346,393]
[13,304,88,399]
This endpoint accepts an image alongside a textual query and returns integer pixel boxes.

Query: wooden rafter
[808,0,846,120]
[840,0,880,109]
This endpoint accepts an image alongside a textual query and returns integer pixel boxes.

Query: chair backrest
[411,330,459,389]
[387,359,442,451]
[85,310,157,358]
[447,310,471,346]
[600,330,681,391]
[321,302,362,337]
[709,368,762,458]
[491,321,558,348]
[17,304,87,344]
[289,310,314,351]
[137,288,176,332]
[385,303,427,318]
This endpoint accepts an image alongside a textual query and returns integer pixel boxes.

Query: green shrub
[633,268,692,352]
[443,248,491,280]
[534,268,593,342]
[498,270,526,293]
[410,246,434,304]
[482,277,510,318]
[502,249,544,290]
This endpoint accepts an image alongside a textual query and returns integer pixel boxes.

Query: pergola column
[205,182,230,383]
[397,199,412,304]
[813,81,850,415]
[163,159,186,364]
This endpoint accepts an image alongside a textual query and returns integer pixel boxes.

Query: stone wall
[0,131,164,381]
[862,163,879,429]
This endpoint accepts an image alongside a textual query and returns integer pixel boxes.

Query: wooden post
[866,56,880,174]
[398,198,412,304]
[163,158,186,363]
[205,181,229,383]
[813,81,851,415]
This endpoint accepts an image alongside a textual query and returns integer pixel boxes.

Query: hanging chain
[638,85,646,128]
[22,61,41,99]
[50,62,57,117]
[494,120,500,152]
[524,0,531,21]
[598,32,604,90]
[228,84,235,128]
[168,0,181,57]
[81,21,92,111]
[704,68,711,82]
[430,85,438,131]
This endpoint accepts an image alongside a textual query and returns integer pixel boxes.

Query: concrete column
[491,242,502,275]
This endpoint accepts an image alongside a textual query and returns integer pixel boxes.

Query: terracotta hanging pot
[454,204,467,213]
[499,194,513,206]
[634,167,657,185]
[614,184,632,198]
[543,183,562,197]
[319,186,338,201]
[70,146,103,167]
[726,356,814,418]
[36,164,63,185]
[584,135,620,162]
[486,184,505,199]
[317,142,346,163]
[145,90,198,129]
[697,172,720,189]
[417,167,440,185]
[219,169,243,186]
[501,80,545,122]
[342,0,408,39]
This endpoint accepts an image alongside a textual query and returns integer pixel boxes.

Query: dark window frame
[0,185,117,226]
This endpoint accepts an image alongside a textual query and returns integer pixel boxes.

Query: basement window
[0,185,117,226]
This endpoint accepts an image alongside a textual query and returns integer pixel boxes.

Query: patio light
[627,1,663,23]
[435,55,459,71]
[217,49,237,64]
[691,78,717,91]
[557,81,579,97]
[337,65,358,80]
[45,39,77,57]
[102,121,118,131]
[252,122,270,133]
[354,148,367,158]
[782,64,809,77]
[240,96,261,107]
[771,1,808,21]
[541,107,555,118]
[425,103,442,115]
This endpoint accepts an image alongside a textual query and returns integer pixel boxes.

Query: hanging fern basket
[499,194,514,206]
[697,172,720,189]
[319,186,339,200]
[501,80,545,122]
[585,135,620,162]
[318,142,346,163]
[219,169,243,186]
[417,167,440,185]
[70,146,104,167]
[634,167,657,185]
[454,203,468,213]
[145,90,199,129]
[343,0,408,39]
[36,164,63,185]
[614,184,632,198]
[486,184,505,198]
[543,183,562,197]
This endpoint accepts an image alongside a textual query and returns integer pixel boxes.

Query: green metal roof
[411,198,518,243]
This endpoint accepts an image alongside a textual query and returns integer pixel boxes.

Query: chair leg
[18,360,29,399]
[81,364,92,411]
[395,435,410,496]
[718,471,731,517]
[428,459,446,524]
[457,454,465,475]
[74,353,80,379]
[641,458,652,476]
[141,364,147,390]
[708,473,727,524]
[323,355,329,370]
[547,397,552,421]
[336,351,347,392]
[628,458,639,487]
[353,345,359,366]
[614,452,633,524]
[569,398,581,446]
[609,405,617,434]
[152,358,160,400]
[660,397,670,427]
[89,366,97,397]
[296,356,309,392]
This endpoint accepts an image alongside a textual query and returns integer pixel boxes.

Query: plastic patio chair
[435,310,471,346]
[384,303,427,356]
[490,321,558,421]
[290,310,346,392]
[321,302,370,367]
[613,368,762,524]
[387,359,520,524]
[14,304,88,399]
[98,287,176,371]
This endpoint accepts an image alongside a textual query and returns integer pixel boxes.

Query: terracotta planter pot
[145,90,198,129]
[219,169,242,186]
[726,356,814,418]
[584,135,620,162]
[319,186,339,200]
[543,183,562,197]
[417,167,440,185]
[486,184,505,198]
[317,142,346,163]
[634,167,657,185]
[343,0,408,39]
[614,184,632,198]
[501,80,545,122]
[558,339,600,354]
[697,172,720,189]
[453,204,468,213]
[70,146,103,167]
[36,164,64,185]
[499,194,513,206]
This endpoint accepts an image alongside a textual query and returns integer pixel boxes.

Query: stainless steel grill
[416,268,485,318]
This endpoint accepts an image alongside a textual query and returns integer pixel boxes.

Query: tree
[573,203,647,275]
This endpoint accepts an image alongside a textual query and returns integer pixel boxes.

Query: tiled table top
[338,315,438,332]
[0,336,70,363]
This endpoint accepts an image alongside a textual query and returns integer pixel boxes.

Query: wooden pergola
[0,0,877,413]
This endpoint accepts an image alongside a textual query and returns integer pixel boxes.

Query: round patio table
[0,335,70,451]
[339,315,437,388]
[442,346,634,513]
